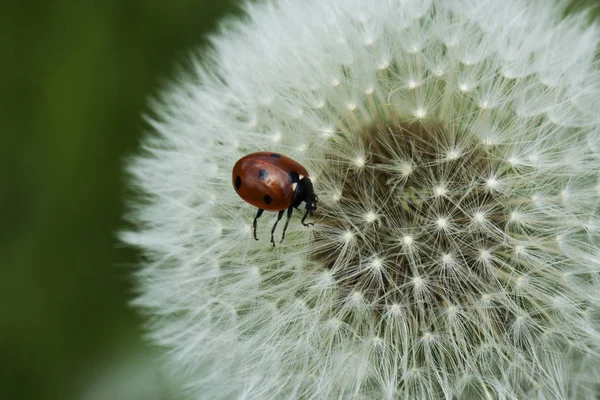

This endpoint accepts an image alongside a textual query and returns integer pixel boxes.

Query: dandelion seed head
[123,0,600,398]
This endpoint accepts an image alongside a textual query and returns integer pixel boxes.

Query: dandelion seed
[331,190,342,202]
[445,148,461,160]
[354,156,366,168]
[342,230,354,242]
[510,211,521,223]
[515,275,529,290]
[436,217,449,230]
[414,108,427,119]
[369,257,383,271]
[479,249,491,261]
[433,184,447,197]
[473,212,486,223]
[364,211,377,223]
[399,162,413,177]
[485,176,499,191]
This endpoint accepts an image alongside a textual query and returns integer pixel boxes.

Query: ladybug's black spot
[270,153,281,158]
[264,194,272,204]
[258,169,268,181]
[288,171,300,183]
[235,176,242,190]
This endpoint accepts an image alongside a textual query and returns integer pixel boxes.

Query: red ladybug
[232,152,318,246]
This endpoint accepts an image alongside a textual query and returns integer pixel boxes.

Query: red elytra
[232,152,318,246]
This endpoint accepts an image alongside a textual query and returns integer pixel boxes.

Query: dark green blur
[0,1,238,399]
[0,1,597,400]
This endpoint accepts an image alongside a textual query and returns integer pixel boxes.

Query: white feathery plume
[123,0,600,398]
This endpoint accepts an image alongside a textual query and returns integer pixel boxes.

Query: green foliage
[0,1,238,399]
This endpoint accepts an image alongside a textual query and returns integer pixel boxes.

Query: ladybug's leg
[280,204,295,243]
[300,208,314,227]
[253,208,264,240]
[270,210,285,247]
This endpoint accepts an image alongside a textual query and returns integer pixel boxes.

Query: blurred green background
[0,1,597,400]
[0,1,239,399]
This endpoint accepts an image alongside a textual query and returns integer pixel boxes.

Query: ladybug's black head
[294,176,318,213]
[296,177,317,228]
[306,193,318,214]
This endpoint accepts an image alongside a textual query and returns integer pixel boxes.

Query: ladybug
[232,152,318,246]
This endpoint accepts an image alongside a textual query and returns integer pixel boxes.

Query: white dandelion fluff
[123,0,600,398]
